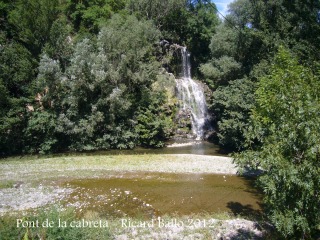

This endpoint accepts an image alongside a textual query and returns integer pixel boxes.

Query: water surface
[60,140,225,157]
[63,172,262,218]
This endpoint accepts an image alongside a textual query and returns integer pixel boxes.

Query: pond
[63,171,262,218]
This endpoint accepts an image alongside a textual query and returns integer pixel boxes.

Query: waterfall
[176,47,210,140]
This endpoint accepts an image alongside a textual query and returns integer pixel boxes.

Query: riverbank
[1,209,270,240]
[0,154,237,214]
[0,154,237,182]
[0,154,270,239]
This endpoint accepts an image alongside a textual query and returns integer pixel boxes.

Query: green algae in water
[63,172,262,218]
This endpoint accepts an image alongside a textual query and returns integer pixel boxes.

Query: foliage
[200,10,265,150]
[0,207,111,240]
[0,41,35,97]
[226,0,320,66]
[8,0,60,56]
[234,48,320,239]
[128,0,220,74]
[0,40,35,156]
[0,0,220,155]
[201,0,320,151]
[247,0,320,62]
[1,0,319,159]
[0,97,28,156]
[127,0,185,28]
[135,91,174,147]
[200,55,241,88]
[64,0,128,33]
[32,14,172,152]
[24,111,60,154]
[172,0,220,68]
[210,78,256,150]
[43,16,73,70]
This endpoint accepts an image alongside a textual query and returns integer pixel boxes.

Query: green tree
[240,0,320,63]
[199,14,265,150]
[235,48,320,239]
[0,40,36,155]
[34,14,168,152]
[64,0,128,33]
[135,90,174,147]
[210,78,256,150]
[0,0,15,38]
[128,0,219,75]
[127,0,185,28]
[8,0,60,56]
[42,16,73,71]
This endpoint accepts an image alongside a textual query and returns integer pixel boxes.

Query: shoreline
[0,154,238,180]
[0,153,268,239]
[0,154,238,215]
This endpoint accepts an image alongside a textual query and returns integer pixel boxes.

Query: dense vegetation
[0,0,319,238]
[235,48,320,239]
[0,0,219,154]
[199,1,320,238]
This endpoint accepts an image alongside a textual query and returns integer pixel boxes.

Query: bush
[135,91,174,148]
[210,78,256,151]
[235,48,320,239]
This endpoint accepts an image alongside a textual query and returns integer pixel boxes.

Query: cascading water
[176,47,210,140]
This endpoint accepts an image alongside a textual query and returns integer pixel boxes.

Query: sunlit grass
[0,180,15,189]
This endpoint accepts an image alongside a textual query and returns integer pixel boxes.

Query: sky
[212,0,234,18]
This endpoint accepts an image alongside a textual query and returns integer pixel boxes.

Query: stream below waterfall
[54,140,226,157]
[59,141,261,219]
[63,172,262,218]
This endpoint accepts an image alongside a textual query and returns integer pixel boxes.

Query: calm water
[60,140,227,157]
[60,141,261,218]
[63,172,262,218]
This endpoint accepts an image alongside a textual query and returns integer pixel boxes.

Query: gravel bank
[164,154,237,174]
[0,154,269,239]
[0,154,237,183]
[112,217,266,240]
[0,154,237,215]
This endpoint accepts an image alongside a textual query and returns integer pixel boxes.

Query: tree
[127,0,185,28]
[234,48,320,239]
[135,90,174,147]
[0,40,36,155]
[210,78,256,150]
[8,0,60,56]
[243,0,320,63]
[33,14,171,152]
[199,0,266,150]
[127,0,219,75]
[42,16,73,71]
[0,0,15,38]
[64,0,128,33]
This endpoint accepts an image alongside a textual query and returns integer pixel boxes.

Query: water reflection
[59,140,226,157]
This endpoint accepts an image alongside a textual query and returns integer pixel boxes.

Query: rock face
[175,108,194,139]
[158,41,215,140]
[174,47,212,140]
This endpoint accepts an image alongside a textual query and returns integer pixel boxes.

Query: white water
[176,47,210,140]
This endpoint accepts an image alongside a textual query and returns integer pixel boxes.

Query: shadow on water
[56,140,226,157]
[62,172,263,218]
[226,175,265,220]
[226,202,263,220]
[2,140,227,160]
